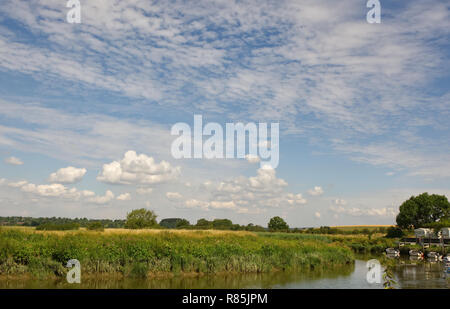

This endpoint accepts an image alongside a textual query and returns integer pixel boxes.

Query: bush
[36,223,80,231]
[268,216,289,231]
[125,208,158,229]
[87,221,104,231]
[385,227,404,238]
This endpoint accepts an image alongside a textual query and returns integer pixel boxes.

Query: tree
[212,219,233,230]
[176,219,190,228]
[196,218,213,229]
[125,208,158,229]
[268,216,289,231]
[385,227,404,238]
[87,221,104,231]
[396,193,450,229]
[159,218,188,229]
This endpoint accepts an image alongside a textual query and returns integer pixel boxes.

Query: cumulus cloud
[97,151,180,185]
[136,187,153,195]
[333,198,347,206]
[330,205,396,217]
[179,166,306,213]
[166,192,182,201]
[245,154,260,164]
[8,180,28,188]
[308,186,324,196]
[116,193,131,201]
[184,199,210,210]
[4,156,23,165]
[5,178,113,204]
[88,190,115,204]
[286,193,307,205]
[48,166,86,184]
[20,182,94,199]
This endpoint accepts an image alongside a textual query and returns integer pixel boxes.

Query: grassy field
[0,227,355,279]
[330,225,394,231]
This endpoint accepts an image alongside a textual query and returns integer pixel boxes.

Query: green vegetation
[35,222,80,231]
[423,218,450,234]
[159,218,188,229]
[396,193,449,229]
[385,227,404,238]
[0,216,125,228]
[298,226,389,235]
[0,228,354,278]
[124,208,158,229]
[86,221,104,231]
[268,216,289,232]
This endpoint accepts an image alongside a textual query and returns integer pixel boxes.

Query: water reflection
[395,258,449,289]
[0,259,448,289]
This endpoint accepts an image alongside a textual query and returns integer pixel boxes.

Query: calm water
[1,258,448,289]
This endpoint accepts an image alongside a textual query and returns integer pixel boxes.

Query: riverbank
[0,228,354,279]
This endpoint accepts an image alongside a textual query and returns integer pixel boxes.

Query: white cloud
[116,193,131,201]
[329,205,396,218]
[8,180,28,188]
[88,190,115,204]
[245,154,260,164]
[4,156,23,165]
[97,150,180,185]
[48,166,86,184]
[184,199,209,210]
[308,186,324,196]
[136,187,153,195]
[178,166,307,213]
[286,193,307,205]
[166,192,182,201]
[333,198,347,206]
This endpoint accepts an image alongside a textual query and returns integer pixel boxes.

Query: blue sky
[0,0,449,227]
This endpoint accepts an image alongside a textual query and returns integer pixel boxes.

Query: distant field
[0,226,257,237]
[330,225,394,231]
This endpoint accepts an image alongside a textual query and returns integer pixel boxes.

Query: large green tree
[268,216,289,231]
[396,193,449,229]
[125,208,158,229]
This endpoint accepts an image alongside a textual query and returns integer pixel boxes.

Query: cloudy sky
[0,0,449,227]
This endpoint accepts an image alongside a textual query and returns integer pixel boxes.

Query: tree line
[1,192,448,235]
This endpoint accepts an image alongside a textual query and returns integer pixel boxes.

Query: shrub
[87,221,104,231]
[385,227,404,238]
[36,223,80,231]
[125,208,158,229]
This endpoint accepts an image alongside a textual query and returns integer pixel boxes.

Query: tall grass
[0,228,354,278]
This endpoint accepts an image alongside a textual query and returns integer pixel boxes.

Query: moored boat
[385,248,400,257]
[409,249,424,258]
[427,252,442,260]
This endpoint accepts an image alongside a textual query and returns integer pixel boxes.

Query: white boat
[427,252,442,260]
[409,249,424,258]
[385,248,400,256]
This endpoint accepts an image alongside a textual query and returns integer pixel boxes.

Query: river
[1,257,448,289]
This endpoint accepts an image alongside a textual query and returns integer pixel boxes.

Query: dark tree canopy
[125,208,158,229]
[159,218,190,229]
[396,193,450,229]
[268,216,289,231]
